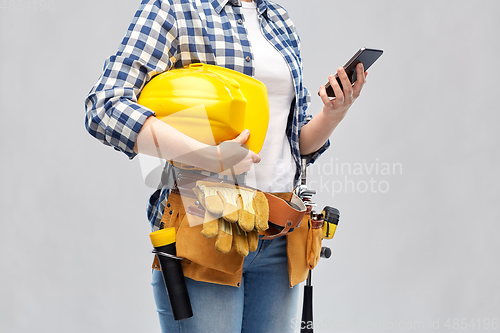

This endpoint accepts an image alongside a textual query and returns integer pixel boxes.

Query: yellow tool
[321,206,339,240]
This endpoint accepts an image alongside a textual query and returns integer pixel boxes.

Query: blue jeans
[152,236,300,333]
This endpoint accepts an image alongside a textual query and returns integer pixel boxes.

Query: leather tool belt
[170,168,307,239]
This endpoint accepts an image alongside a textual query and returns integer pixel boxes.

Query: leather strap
[310,220,324,229]
[260,192,306,240]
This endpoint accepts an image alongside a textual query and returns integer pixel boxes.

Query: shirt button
[245,56,251,62]
[233,1,238,5]
[238,19,243,24]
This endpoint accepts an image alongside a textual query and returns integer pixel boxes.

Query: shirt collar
[211,0,270,16]
[211,0,238,14]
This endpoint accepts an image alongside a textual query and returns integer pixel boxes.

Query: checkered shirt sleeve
[84,1,179,158]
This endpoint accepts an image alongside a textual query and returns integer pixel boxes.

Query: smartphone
[321,47,383,97]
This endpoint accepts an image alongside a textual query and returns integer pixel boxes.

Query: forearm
[133,117,259,174]
[133,116,220,171]
[299,110,342,155]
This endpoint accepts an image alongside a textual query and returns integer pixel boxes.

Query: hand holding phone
[321,48,383,98]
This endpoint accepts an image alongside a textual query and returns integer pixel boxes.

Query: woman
[85,0,366,331]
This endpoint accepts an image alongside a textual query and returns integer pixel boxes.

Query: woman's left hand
[318,62,368,122]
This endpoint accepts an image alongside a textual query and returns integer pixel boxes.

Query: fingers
[218,148,260,176]
[337,67,353,102]
[250,151,261,164]
[320,71,345,106]
[329,72,344,103]
[227,129,261,163]
[225,130,261,164]
[231,129,250,144]
[318,84,333,106]
[352,63,366,97]
[321,63,368,108]
[215,129,261,175]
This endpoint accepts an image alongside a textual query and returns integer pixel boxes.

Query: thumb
[231,129,250,145]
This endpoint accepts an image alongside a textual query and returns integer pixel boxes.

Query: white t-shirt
[241,1,296,192]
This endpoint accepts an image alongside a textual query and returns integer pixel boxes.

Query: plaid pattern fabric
[84,0,329,230]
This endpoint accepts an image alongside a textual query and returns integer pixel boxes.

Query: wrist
[320,107,345,125]
[184,143,220,172]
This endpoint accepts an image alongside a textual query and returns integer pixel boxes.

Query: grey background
[1,0,499,332]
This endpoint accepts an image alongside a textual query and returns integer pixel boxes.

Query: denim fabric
[152,236,300,332]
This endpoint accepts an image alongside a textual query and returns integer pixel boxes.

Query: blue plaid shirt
[85,0,329,230]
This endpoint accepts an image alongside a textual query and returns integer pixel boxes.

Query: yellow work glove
[193,186,233,253]
[238,187,269,232]
[194,181,269,256]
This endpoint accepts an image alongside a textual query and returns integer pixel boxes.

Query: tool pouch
[153,167,313,285]
[153,190,245,280]
[306,218,323,270]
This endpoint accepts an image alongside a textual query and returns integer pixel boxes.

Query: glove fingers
[205,195,224,215]
[247,230,259,252]
[218,190,239,223]
[198,184,224,215]
[238,189,256,232]
[232,224,249,257]
[239,210,255,232]
[253,191,269,231]
[239,189,256,215]
[201,213,219,239]
[215,220,232,253]
[195,187,221,239]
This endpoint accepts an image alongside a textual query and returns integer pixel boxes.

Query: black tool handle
[301,285,313,332]
[301,269,314,333]
[155,243,193,320]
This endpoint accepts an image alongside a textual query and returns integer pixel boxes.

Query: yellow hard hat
[138,63,269,153]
